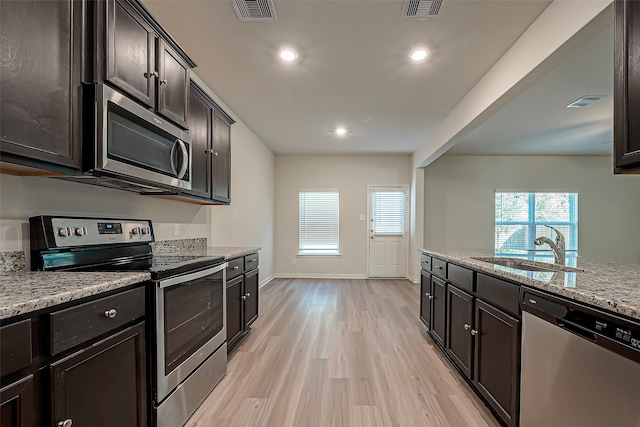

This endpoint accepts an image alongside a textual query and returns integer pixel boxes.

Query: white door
[368,186,408,278]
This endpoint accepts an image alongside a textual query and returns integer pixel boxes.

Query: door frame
[366,184,409,279]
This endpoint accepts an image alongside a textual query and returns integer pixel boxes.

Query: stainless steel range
[29,215,228,427]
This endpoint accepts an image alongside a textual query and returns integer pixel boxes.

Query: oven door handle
[157,262,227,288]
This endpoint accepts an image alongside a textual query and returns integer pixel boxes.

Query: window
[371,191,405,235]
[299,190,339,255]
[495,192,578,265]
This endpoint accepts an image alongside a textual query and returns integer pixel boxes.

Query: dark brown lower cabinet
[244,269,259,328]
[226,275,244,349]
[419,271,432,329]
[473,300,520,427]
[429,276,447,347]
[50,322,146,427]
[446,285,474,378]
[0,375,34,427]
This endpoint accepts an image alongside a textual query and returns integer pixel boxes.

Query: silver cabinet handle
[58,419,73,427]
[160,79,168,85]
[249,259,257,263]
[428,295,434,300]
[425,292,430,297]
[435,266,443,270]
[471,330,478,336]
[246,292,251,298]
[144,71,159,78]
[104,309,117,319]
[241,295,247,300]
[464,324,470,330]
[233,266,239,270]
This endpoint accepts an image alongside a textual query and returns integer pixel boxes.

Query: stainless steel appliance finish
[65,84,192,193]
[520,288,640,427]
[154,262,227,402]
[30,216,228,427]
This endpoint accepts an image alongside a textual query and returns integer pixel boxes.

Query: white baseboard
[407,275,419,284]
[259,274,275,288]
[272,273,368,280]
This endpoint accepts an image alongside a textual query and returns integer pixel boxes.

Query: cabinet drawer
[421,254,432,272]
[226,257,244,280]
[50,287,145,355]
[448,263,475,293]
[432,258,447,279]
[0,319,32,377]
[245,253,259,271]
[476,274,520,317]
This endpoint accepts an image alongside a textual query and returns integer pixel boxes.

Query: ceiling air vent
[232,0,277,22]
[566,95,605,108]
[402,0,444,19]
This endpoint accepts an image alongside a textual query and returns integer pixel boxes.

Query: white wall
[274,154,412,278]
[423,155,640,264]
[0,77,276,281]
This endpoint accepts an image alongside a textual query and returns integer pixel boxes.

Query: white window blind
[372,191,405,235]
[299,191,339,255]
[495,192,578,263]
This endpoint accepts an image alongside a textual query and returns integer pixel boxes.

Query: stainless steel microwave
[68,84,192,193]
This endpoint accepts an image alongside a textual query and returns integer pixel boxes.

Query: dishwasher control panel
[522,290,640,353]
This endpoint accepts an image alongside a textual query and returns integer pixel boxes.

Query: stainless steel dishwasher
[520,287,640,427]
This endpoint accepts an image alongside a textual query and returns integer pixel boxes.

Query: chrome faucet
[533,225,565,265]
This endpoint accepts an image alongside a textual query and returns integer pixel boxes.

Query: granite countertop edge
[156,246,261,260]
[0,272,150,320]
[419,248,640,322]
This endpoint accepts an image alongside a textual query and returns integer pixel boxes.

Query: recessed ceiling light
[410,48,429,62]
[335,127,347,136]
[279,48,298,62]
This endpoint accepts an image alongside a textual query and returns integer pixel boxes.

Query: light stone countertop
[0,271,150,320]
[420,248,640,321]
[155,246,261,260]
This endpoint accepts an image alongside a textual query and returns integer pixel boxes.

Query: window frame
[494,191,578,264]
[298,189,340,256]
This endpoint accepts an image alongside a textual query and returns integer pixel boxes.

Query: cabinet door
[0,375,34,427]
[473,300,520,427]
[226,275,244,350]
[420,271,432,329]
[446,285,474,379]
[615,0,640,173]
[0,0,82,170]
[212,112,231,203]
[429,276,447,347]
[187,85,212,198]
[50,322,146,427]
[106,0,155,108]
[244,269,259,329]
[157,39,190,129]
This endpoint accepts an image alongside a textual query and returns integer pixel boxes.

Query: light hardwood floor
[185,278,499,427]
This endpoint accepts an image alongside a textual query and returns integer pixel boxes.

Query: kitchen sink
[471,257,573,273]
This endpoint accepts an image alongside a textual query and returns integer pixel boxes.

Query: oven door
[155,262,227,402]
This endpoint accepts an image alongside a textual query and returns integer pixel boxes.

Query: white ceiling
[142,0,552,154]
[448,22,614,156]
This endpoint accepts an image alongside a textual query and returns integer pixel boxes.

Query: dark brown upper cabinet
[188,84,213,199]
[181,80,234,205]
[212,111,232,203]
[105,0,156,108]
[0,0,83,173]
[614,0,640,173]
[102,0,195,129]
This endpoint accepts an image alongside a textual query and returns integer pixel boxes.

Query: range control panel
[49,217,153,247]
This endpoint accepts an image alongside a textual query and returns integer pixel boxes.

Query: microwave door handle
[170,139,179,177]
[176,139,188,180]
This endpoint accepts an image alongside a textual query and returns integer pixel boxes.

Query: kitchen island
[420,248,640,320]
